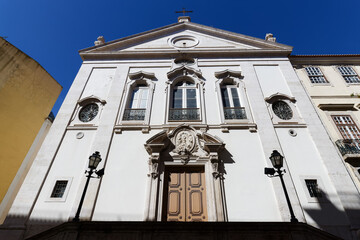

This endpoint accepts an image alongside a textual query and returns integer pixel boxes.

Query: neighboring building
[1,18,359,240]
[0,38,62,223]
[290,55,360,193]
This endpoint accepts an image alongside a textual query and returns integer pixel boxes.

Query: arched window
[123,84,149,121]
[169,80,199,120]
[220,82,246,120]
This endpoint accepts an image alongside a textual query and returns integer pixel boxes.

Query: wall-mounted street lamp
[73,151,105,222]
[264,150,298,223]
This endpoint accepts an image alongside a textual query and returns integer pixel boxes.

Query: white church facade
[1,17,360,239]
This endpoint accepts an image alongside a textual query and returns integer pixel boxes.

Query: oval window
[79,103,99,122]
[272,101,293,120]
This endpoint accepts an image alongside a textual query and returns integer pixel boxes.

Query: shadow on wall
[304,189,360,240]
[218,148,235,176]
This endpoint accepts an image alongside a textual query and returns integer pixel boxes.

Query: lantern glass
[269,150,283,169]
[88,151,102,169]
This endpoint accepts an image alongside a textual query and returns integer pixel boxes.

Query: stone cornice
[80,49,292,61]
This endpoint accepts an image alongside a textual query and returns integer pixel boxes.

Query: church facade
[2,17,359,239]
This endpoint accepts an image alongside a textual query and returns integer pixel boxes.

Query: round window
[272,101,293,120]
[79,103,99,122]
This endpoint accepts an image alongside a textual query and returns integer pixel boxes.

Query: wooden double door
[163,167,208,222]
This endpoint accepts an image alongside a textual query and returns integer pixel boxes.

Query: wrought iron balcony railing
[224,107,247,120]
[123,108,146,121]
[169,108,200,121]
[335,139,360,156]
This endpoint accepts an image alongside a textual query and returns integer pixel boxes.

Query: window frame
[122,85,150,121]
[300,176,326,203]
[70,96,106,127]
[337,66,360,84]
[119,71,156,127]
[305,66,329,84]
[332,114,360,140]
[215,70,253,129]
[264,93,303,126]
[46,177,72,202]
[166,76,204,123]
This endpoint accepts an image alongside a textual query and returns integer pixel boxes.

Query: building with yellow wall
[291,55,360,193]
[0,37,62,223]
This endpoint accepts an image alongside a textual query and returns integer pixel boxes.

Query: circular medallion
[170,35,199,49]
[79,103,99,122]
[272,101,293,120]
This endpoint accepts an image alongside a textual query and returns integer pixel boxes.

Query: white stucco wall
[29,130,96,221]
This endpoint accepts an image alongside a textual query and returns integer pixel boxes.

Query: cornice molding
[80,49,292,61]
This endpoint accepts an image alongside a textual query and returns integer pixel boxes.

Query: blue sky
[1,0,360,115]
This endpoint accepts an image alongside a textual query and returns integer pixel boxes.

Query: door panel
[167,172,185,221]
[164,168,207,222]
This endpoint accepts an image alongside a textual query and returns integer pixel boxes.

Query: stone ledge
[26,221,342,240]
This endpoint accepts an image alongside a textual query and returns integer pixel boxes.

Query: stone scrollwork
[148,154,160,179]
[144,125,226,175]
[175,131,195,155]
[210,153,224,179]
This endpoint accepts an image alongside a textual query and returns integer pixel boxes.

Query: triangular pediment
[80,22,292,60]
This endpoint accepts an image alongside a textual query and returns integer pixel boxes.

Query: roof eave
[290,54,360,65]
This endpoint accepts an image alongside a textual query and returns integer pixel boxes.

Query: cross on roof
[175,8,193,16]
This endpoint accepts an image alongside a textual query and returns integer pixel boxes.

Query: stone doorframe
[144,125,227,222]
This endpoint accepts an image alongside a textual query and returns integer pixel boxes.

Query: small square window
[50,180,68,198]
[305,179,322,198]
[337,66,360,84]
[305,67,328,84]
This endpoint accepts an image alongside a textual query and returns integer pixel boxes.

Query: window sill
[67,125,97,130]
[220,123,257,132]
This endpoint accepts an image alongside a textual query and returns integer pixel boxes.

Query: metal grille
[332,115,360,140]
[169,108,199,121]
[305,67,327,84]
[335,139,360,155]
[224,107,246,120]
[338,66,360,83]
[272,101,293,120]
[305,179,322,198]
[123,109,146,121]
[51,180,68,198]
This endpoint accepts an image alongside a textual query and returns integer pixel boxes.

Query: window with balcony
[305,66,328,84]
[220,84,246,120]
[169,80,199,121]
[337,66,360,84]
[123,85,149,121]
